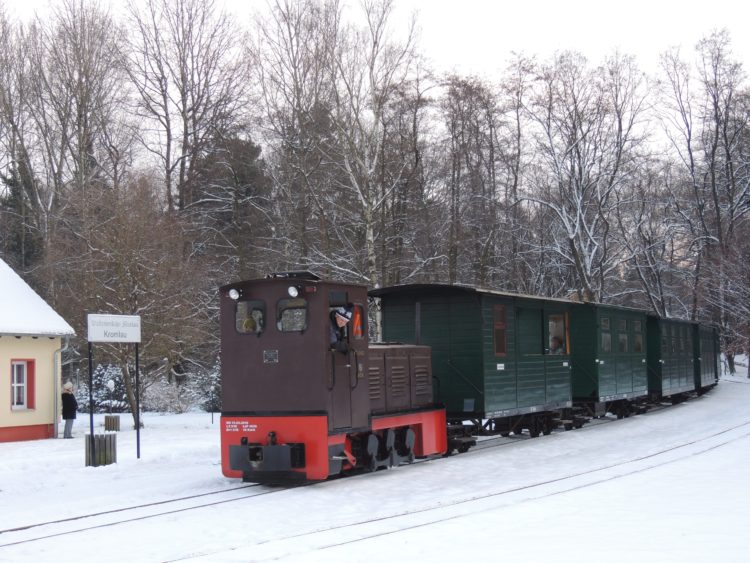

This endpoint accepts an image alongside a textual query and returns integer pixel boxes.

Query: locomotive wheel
[393,428,416,465]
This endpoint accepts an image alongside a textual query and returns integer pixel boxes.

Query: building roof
[0,258,75,337]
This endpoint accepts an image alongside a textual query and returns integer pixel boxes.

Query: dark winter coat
[62,392,77,420]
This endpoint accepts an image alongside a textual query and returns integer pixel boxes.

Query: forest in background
[1,0,748,415]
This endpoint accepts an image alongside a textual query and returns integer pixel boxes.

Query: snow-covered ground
[1,364,748,563]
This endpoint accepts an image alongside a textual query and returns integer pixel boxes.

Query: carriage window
[548,313,567,354]
[236,300,265,334]
[601,317,611,353]
[619,333,628,353]
[632,319,643,352]
[633,333,643,353]
[494,304,507,356]
[277,298,308,332]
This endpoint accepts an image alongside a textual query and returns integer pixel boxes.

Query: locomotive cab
[220,272,447,484]
[220,272,369,482]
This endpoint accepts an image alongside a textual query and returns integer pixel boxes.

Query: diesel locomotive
[219,272,450,484]
[220,274,720,484]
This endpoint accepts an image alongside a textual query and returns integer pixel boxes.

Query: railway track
[0,483,282,548]
[175,418,750,561]
[0,389,728,554]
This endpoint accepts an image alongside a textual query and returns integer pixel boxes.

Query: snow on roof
[0,258,75,337]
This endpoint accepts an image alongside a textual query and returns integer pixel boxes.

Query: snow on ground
[1,363,749,563]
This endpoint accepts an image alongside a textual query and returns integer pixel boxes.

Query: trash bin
[104,415,120,431]
[85,433,117,467]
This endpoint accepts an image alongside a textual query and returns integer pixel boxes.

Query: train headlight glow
[288,286,299,298]
[228,288,240,300]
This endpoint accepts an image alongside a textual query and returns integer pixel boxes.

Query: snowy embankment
[1,365,748,563]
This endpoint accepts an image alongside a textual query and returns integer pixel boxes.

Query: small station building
[0,258,75,442]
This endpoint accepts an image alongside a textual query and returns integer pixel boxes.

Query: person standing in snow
[61,381,77,438]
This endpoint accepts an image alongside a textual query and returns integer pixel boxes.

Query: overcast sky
[391,0,750,77]
[7,0,749,77]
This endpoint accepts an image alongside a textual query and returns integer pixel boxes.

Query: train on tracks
[220,273,720,484]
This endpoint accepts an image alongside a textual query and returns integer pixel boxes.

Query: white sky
[392,0,750,77]
[6,0,748,77]
[1,366,748,561]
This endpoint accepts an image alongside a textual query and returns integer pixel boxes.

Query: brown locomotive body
[219,272,447,483]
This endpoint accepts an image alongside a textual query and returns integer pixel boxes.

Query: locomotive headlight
[287,286,299,298]
[228,288,240,300]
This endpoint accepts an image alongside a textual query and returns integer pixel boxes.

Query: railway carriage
[646,316,698,401]
[370,284,575,437]
[694,324,720,394]
[219,272,446,484]
[569,303,649,418]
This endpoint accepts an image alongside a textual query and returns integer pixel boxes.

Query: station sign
[87,314,141,343]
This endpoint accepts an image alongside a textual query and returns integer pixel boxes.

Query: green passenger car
[569,303,649,416]
[646,315,697,400]
[694,324,720,393]
[370,285,573,432]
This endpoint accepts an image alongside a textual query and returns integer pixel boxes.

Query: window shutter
[27,361,35,409]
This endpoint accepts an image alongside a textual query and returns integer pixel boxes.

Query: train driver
[330,306,353,353]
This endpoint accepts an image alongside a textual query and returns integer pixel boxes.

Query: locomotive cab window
[236,300,265,334]
[351,305,365,340]
[328,304,363,341]
[277,298,308,332]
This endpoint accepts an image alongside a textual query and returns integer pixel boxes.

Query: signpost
[86,314,142,463]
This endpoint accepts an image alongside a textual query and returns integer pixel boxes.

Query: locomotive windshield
[236,300,265,334]
[277,298,308,331]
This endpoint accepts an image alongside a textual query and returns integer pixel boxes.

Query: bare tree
[248,0,341,274]
[525,51,648,302]
[325,0,417,288]
[659,30,750,367]
[127,0,246,213]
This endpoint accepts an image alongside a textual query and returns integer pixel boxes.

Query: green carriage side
[569,303,649,416]
[694,324,720,393]
[646,316,697,400]
[370,284,574,434]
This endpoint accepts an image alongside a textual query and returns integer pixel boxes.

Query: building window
[11,360,35,410]
[494,304,507,356]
